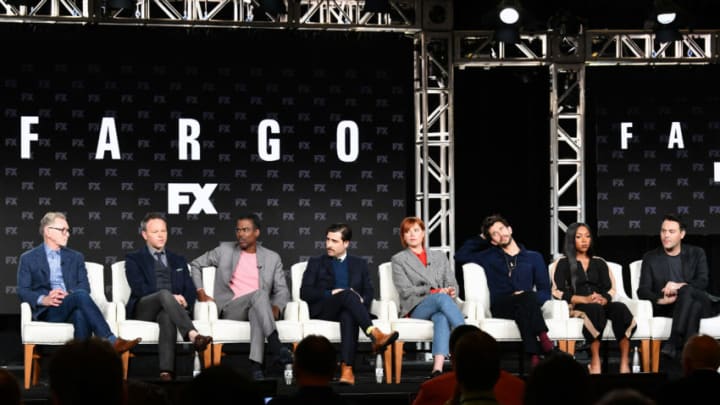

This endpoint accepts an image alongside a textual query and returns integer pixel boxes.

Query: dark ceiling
[453,0,720,31]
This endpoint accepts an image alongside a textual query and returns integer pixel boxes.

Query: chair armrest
[370,299,393,321]
[386,300,399,320]
[462,300,478,321]
[623,298,653,320]
[116,303,127,321]
[298,300,310,321]
[194,301,216,322]
[542,299,570,320]
[283,301,300,321]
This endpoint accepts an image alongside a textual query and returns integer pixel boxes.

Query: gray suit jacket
[391,248,459,316]
[190,242,289,312]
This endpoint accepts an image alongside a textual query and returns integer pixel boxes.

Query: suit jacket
[391,248,459,316]
[300,254,373,319]
[17,244,90,320]
[637,244,709,303]
[124,247,196,317]
[190,242,289,312]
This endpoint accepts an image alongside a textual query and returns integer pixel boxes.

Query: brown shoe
[113,337,142,354]
[370,327,399,354]
[159,371,174,382]
[339,363,355,385]
[192,334,213,352]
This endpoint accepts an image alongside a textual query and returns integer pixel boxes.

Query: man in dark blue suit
[17,212,140,353]
[125,212,212,381]
[300,223,398,385]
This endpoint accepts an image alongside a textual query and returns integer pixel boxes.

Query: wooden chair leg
[393,341,403,384]
[383,344,392,384]
[31,354,40,387]
[24,344,34,389]
[212,343,224,366]
[566,340,576,356]
[557,340,568,352]
[121,351,130,380]
[202,346,212,369]
[651,339,661,373]
[640,339,650,372]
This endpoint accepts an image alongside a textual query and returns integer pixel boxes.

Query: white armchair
[198,266,302,366]
[291,261,392,383]
[20,261,115,389]
[111,260,212,378]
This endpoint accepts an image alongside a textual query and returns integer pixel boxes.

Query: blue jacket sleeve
[531,253,551,304]
[454,236,491,264]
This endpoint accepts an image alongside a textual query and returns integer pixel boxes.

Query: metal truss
[0,0,422,30]
[414,30,454,261]
[549,64,584,258]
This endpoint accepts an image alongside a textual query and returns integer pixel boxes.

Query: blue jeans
[42,290,114,341]
[409,293,465,356]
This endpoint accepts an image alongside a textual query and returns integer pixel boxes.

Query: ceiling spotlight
[656,12,676,25]
[498,0,520,24]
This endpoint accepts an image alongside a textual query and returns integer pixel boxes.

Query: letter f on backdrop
[168,183,218,214]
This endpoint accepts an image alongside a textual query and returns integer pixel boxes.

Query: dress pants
[42,290,113,340]
[491,291,548,354]
[655,286,713,348]
[220,289,277,364]
[134,289,196,372]
[315,290,373,366]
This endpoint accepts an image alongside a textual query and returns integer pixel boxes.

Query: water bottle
[193,352,201,377]
[284,364,293,385]
[375,353,384,384]
[632,346,641,373]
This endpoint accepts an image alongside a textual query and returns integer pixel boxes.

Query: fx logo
[168,183,218,214]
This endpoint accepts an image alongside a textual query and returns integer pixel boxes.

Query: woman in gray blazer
[391,216,465,378]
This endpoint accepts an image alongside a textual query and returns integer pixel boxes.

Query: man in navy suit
[17,212,140,353]
[125,212,213,381]
[300,223,398,385]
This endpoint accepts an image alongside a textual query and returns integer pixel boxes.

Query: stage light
[498,0,520,24]
[652,0,682,43]
[654,0,679,24]
[363,0,391,14]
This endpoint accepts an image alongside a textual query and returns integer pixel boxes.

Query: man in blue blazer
[125,212,212,381]
[17,212,140,353]
[300,223,398,385]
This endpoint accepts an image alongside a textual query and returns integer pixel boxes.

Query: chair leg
[383,344,392,384]
[202,346,212,369]
[640,339,650,372]
[31,354,40,387]
[212,343,224,366]
[393,341,403,384]
[24,344,35,389]
[566,340,576,356]
[121,351,130,380]
[651,339,661,373]
[557,340,568,352]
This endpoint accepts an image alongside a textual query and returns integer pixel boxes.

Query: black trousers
[134,289,195,372]
[655,286,713,348]
[491,291,548,354]
[315,290,373,366]
[575,301,636,342]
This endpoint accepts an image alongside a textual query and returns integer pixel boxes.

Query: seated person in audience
[124,212,212,381]
[594,388,656,405]
[413,324,525,405]
[0,368,21,405]
[637,214,718,359]
[268,334,348,405]
[455,214,554,367]
[658,333,720,405]
[551,222,636,374]
[300,223,398,385]
[391,216,465,378]
[17,211,140,354]
[451,329,502,405]
[49,337,127,405]
[183,364,264,405]
[523,352,591,405]
[190,213,292,380]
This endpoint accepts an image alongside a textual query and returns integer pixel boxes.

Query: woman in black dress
[551,222,636,374]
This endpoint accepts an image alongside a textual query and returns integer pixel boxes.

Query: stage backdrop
[0,27,414,314]
[590,66,720,236]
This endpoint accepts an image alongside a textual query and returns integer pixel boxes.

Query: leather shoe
[661,342,678,359]
[113,337,141,353]
[370,328,399,354]
[192,334,213,352]
[274,347,293,366]
[250,361,265,380]
[159,371,174,382]
[427,370,442,380]
[339,363,355,385]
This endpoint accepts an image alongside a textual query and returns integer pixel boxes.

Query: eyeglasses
[48,227,71,235]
